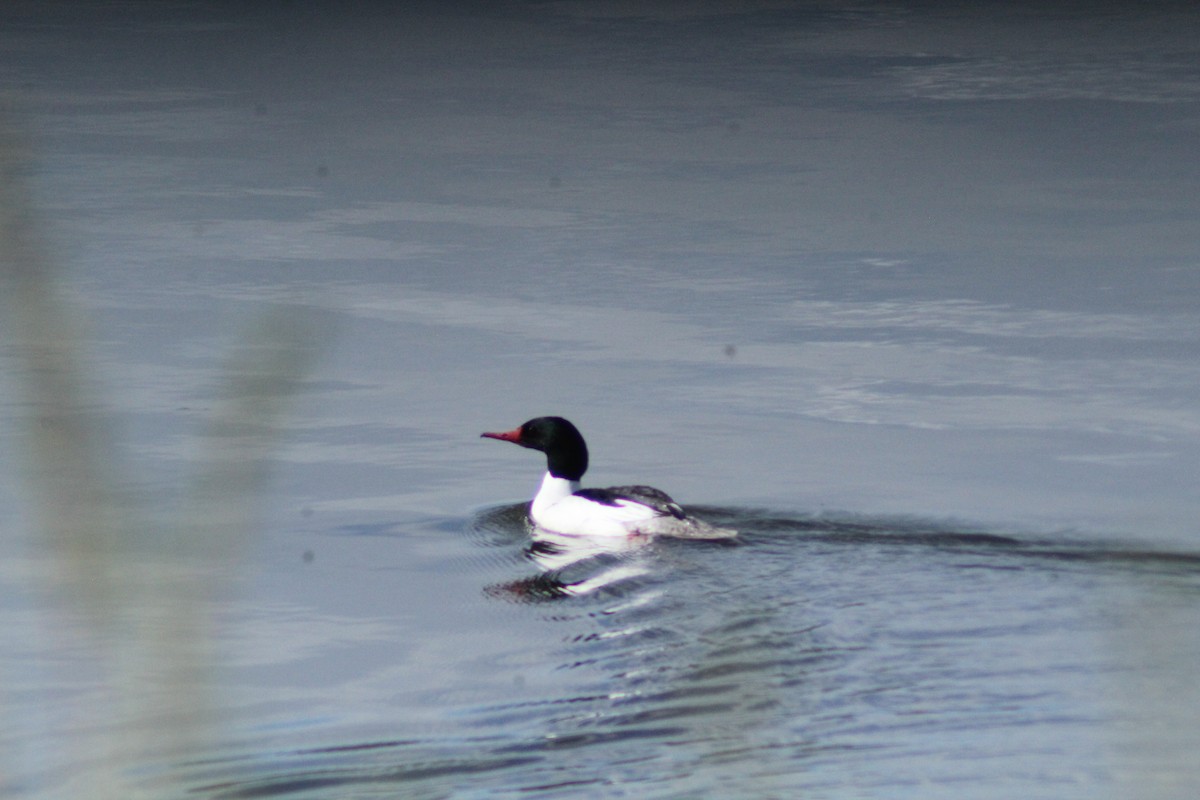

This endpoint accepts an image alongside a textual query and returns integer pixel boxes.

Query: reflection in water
[478,504,657,600]
[177,507,1200,799]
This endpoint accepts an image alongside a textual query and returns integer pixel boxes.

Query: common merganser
[481,416,736,539]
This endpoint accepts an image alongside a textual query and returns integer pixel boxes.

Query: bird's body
[482,416,736,539]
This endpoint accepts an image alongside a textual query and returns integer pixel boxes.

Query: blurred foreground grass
[0,116,321,798]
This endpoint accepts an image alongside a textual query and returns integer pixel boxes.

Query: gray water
[2,3,1199,798]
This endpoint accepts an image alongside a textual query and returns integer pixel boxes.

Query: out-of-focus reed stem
[1,114,320,798]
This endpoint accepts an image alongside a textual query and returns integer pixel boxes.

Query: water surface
[1,2,1199,798]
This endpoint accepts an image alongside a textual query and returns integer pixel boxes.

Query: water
[2,2,1199,798]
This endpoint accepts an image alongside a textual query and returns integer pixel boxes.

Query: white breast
[529,472,658,537]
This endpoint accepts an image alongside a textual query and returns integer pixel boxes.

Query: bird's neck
[531,471,579,519]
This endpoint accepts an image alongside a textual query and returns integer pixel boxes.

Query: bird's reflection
[486,526,655,602]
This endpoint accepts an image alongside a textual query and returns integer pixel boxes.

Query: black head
[481,416,589,481]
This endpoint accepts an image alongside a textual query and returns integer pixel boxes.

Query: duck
[481,416,736,539]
